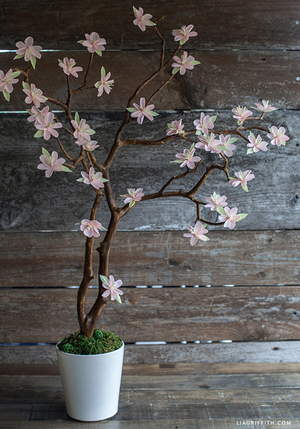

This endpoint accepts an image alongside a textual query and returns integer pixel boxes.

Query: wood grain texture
[1,49,300,111]
[0,230,299,287]
[1,369,300,427]
[1,286,299,343]
[1,110,298,232]
[1,341,300,364]
[0,0,299,50]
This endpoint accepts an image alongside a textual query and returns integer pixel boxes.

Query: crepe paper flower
[205,192,228,214]
[14,36,42,68]
[172,25,197,45]
[71,114,95,144]
[58,57,83,77]
[166,119,185,136]
[232,106,253,125]
[127,97,158,124]
[34,112,63,140]
[267,126,289,147]
[193,113,216,135]
[247,132,268,154]
[183,221,209,246]
[81,139,100,151]
[215,134,237,157]
[228,170,255,192]
[80,219,107,238]
[100,275,123,303]
[95,67,114,97]
[27,105,50,125]
[218,207,247,229]
[77,167,108,189]
[133,6,156,31]
[171,144,201,169]
[172,51,200,75]
[195,133,220,154]
[0,69,20,101]
[253,100,277,113]
[22,82,47,108]
[37,148,69,178]
[78,32,106,56]
[121,188,144,207]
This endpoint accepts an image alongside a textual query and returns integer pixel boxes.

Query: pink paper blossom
[37,150,65,178]
[27,106,50,125]
[205,192,228,212]
[75,138,100,151]
[101,275,123,302]
[267,126,289,147]
[122,188,144,207]
[58,57,83,77]
[133,6,155,31]
[217,134,236,157]
[183,221,209,245]
[15,37,42,66]
[195,133,220,154]
[81,32,106,54]
[172,25,197,45]
[129,97,157,124]
[228,170,255,192]
[172,51,198,75]
[79,167,108,189]
[166,119,185,136]
[247,133,268,153]
[35,112,62,140]
[0,69,19,95]
[218,207,241,229]
[80,219,106,238]
[254,100,277,113]
[71,118,92,144]
[173,145,201,169]
[23,83,47,108]
[95,68,114,96]
[193,113,215,135]
[232,106,253,124]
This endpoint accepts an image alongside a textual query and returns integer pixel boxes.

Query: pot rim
[56,340,124,357]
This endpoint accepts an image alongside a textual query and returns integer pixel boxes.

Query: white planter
[56,341,124,422]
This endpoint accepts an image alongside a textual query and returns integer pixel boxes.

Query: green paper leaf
[11,71,21,78]
[247,148,253,154]
[101,66,106,78]
[192,60,201,66]
[170,160,183,163]
[87,129,96,135]
[77,40,84,45]
[34,130,44,138]
[210,116,217,123]
[61,165,72,172]
[96,49,103,57]
[216,206,226,215]
[100,275,109,284]
[241,184,249,192]
[76,178,84,182]
[115,294,122,304]
[42,147,50,156]
[129,200,136,208]
[195,130,201,135]
[126,107,137,113]
[22,81,30,90]
[75,112,80,124]
[30,56,37,69]
[237,213,248,221]
[172,67,180,74]
[2,89,10,102]
[13,54,23,60]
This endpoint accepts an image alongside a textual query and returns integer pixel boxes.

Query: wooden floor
[1,363,300,428]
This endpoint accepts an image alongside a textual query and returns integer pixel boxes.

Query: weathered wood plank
[3,362,300,376]
[1,49,300,111]
[2,341,300,365]
[0,230,299,287]
[0,0,299,50]
[1,286,299,343]
[1,110,297,231]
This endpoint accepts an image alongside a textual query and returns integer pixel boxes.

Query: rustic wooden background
[1,0,300,365]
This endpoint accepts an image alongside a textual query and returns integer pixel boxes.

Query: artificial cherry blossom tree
[0,6,289,338]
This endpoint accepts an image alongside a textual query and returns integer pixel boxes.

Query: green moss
[57,329,123,355]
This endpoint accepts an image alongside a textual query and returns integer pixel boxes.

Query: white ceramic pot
[56,341,124,422]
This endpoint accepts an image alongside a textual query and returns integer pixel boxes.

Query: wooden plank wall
[1,0,300,364]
